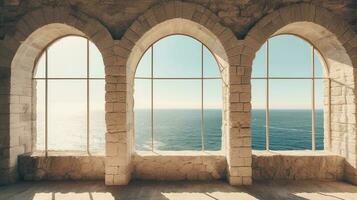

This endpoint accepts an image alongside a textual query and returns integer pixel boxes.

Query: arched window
[134,35,222,151]
[33,36,105,154]
[252,35,328,150]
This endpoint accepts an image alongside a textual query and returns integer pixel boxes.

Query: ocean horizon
[36,109,324,152]
[135,108,324,151]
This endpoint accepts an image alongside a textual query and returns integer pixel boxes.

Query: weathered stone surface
[0,0,357,39]
[252,151,345,181]
[1,0,357,187]
[14,150,350,184]
[18,152,105,181]
[132,151,226,181]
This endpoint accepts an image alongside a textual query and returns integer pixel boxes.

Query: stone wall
[0,8,113,185]
[0,0,356,39]
[17,152,226,181]
[18,152,105,181]
[17,151,346,182]
[252,151,344,181]
[132,152,227,181]
[0,0,357,186]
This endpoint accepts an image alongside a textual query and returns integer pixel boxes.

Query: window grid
[252,38,331,151]
[136,43,221,152]
[32,37,105,156]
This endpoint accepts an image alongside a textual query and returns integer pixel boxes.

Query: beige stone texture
[18,152,104,181]
[252,151,344,181]
[2,180,357,200]
[0,0,357,187]
[132,151,226,181]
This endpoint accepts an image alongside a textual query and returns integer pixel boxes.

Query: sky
[135,34,327,109]
[134,35,222,109]
[252,35,326,109]
[34,36,105,114]
[34,34,327,111]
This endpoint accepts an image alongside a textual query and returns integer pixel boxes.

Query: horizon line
[134,108,324,110]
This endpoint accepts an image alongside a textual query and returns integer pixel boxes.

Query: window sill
[253,150,340,157]
[134,150,225,157]
[29,151,105,157]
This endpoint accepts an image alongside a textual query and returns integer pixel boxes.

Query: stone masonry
[252,151,344,181]
[18,152,105,181]
[132,152,226,181]
[0,0,357,186]
[17,151,345,182]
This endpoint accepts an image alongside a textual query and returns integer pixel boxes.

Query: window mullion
[266,40,270,151]
[151,46,154,152]
[201,43,204,151]
[311,46,316,151]
[327,78,331,151]
[45,50,48,157]
[87,39,90,154]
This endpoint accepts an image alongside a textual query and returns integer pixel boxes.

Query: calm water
[252,109,324,150]
[37,109,324,152]
[135,109,222,151]
[135,109,324,151]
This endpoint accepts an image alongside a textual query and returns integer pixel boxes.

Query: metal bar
[45,50,48,157]
[136,77,329,81]
[251,77,328,80]
[266,40,270,151]
[151,46,154,152]
[86,39,90,155]
[134,77,221,80]
[311,46,316,151]
[201,43,204,151]
[328,78,332,151]
[32,78,105,80]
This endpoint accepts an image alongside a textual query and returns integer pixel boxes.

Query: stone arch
[0,6,113,184]
[104,1,252,185]
[124,18,232,152]
[245,3,357,184]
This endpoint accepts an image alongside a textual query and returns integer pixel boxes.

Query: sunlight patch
[295,192,357,200]
[161,192,258,200]
[32,192,115,200]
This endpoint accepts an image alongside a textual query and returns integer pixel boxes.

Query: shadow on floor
[0,180,356,200]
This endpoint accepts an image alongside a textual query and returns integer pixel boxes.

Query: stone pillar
[328,63,357,184]
[226,46,253,185]
[104,39,132,185]
[0,40,13,185]
[0,33,35,184]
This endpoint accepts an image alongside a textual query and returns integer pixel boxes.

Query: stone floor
[0,180,357,200]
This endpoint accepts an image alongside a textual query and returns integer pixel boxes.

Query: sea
[37,109,324,152]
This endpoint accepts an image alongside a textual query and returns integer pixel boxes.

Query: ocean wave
[267,125,312,133]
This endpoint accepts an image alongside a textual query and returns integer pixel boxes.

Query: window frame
[252,34,331,151]
[32,35,105,156]
[134,34,223,152]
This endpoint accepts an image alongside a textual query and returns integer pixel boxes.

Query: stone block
[252,151,344,181]
[132,152,226,181]
[228,176,242,185]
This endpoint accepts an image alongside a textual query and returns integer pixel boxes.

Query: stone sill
[135,150,225,157]
[28,150,338,158]
[253,150,340,157]
[29,151,105,157]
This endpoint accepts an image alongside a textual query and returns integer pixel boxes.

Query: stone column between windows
[104,40,132,185]
[226,44,253,185]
